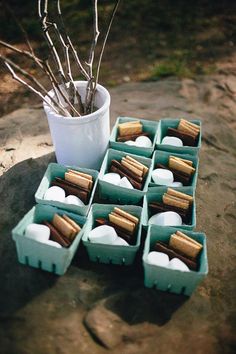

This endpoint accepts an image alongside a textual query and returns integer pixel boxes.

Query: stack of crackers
[96,207,139,245]
[156,155,195,185]
[51,168,94,204]
[167,119,200,146]
[117,120,150,142]
[110,155,149,190]
[154,230,203,271]
[149,188,193,224]
[44,213,81,247]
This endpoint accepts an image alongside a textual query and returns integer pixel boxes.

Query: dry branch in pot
[0,0,120,117]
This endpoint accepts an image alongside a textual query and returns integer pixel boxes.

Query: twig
[56,0,89,80]
[0,55,70,116]
[85,0,100,113]
[2,60,61,115]
[95,0,120,88]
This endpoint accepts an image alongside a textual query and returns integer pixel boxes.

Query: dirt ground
[0,72,236,353]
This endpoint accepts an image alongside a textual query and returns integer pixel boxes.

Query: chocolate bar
[44,221,71,247]
[149,202,191,224]
[167,128,197,146]
[156,163,191,185]
[95,218,135,245]
[154,241,197,270]
[111,160,143,183]
[51,178,88,203]
[110,165,142,190]
[117,132,149,142]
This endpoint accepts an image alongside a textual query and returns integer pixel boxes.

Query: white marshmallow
[118,177,134,189]
[168,181,183,187]
[65,195,85,206]
[168,258,190,272]
[146,251,169,267]
[113,237,129,246]
[102,173,121,185]
[25,223,50,242]
[161,136,183,147]
[43,240,62,248]
[124,140,136,146]
[148,211,182,226]
[44,186,65,202]
[151,168,174,186]
[135,136,152,148]
[88,225,118,244]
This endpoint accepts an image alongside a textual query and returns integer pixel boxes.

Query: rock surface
[0,75,236,354]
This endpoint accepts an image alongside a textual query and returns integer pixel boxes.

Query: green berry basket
[109,116,159,157]
[156,118,201,156]
[143,225,208,296]
[149,150,199,189]
[12,204,86,275]
[82,204,143,265]
[143,186,196,230]
[98,148,153,204]
[35,162,99,216]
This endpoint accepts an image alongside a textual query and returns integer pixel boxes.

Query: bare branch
[1,59,60,115]
[56,0,89,80]
[85,0,100,112]
[0,55,70,116]
[95,0,120,87]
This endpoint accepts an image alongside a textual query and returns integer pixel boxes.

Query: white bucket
[43,81,110,170]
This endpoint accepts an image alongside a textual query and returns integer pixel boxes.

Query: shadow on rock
[104,289,188,326]
[0,152,57,317]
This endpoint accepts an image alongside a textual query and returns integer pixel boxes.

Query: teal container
[109,116,159,157]
[82,204,143,265]
[12,204,86,275]
[35,162,99,216]
[143,186,196,230]
[98,149,153,204]
[150,150,199,189]
[143,225,208,296]
[156,118,201,156]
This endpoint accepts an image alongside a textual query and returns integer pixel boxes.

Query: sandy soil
[0,74,236,354]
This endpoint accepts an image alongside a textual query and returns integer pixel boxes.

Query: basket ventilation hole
[52,263,56,273]
[25,256,29,265]
[38,260,42,269]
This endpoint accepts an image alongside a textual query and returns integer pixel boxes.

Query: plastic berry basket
[143,225,208,296]
[35,162,99,216]
[156,118,201,156]
[149,150,199,189]
[82,204,143,265]
[12,204,86,275]
[98,148,153,204]
[143,186,196,230]
[109,116,159,157]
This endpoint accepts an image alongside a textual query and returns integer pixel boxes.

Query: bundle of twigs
[0,0,120,117]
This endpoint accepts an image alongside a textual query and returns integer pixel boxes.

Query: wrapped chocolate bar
[109,116,159,157]
[143,186,196,230]
[12,204,86,275]
[156,118,201,156]
[82,204,143,265]
[35,163,99,216]
[143,225,208,296]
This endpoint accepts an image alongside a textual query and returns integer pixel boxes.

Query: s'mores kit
[156,118,201,155]
[99,149,153,204]
[82,204,143,265]
[143,225,208,296]
[12,204,86,275]
[143,186,196,230]
[35,162,99,216]
[150,150,199,188]
[109,116,159,157]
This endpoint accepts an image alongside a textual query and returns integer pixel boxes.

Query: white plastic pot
[43,81,110,170]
